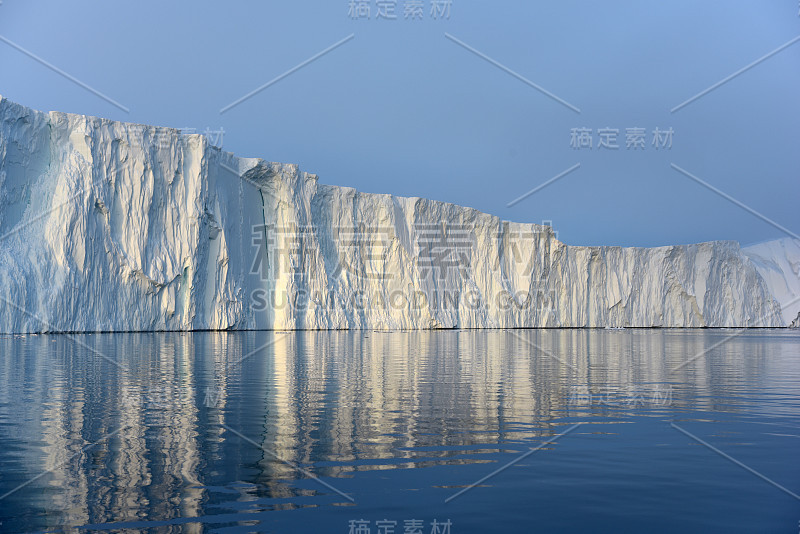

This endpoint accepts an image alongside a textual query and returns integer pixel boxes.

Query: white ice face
[0,96,793,333]
[743,238,800,326]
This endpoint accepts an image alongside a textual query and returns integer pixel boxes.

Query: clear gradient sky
[1,0,798,247]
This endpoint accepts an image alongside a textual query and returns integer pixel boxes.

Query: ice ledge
[0,98,794,332]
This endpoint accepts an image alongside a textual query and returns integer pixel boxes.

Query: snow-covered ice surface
[0,97,794,332]
[744,237,800,327]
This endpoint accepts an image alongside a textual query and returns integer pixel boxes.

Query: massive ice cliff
[0,96,795,333]
[743,238,800,327]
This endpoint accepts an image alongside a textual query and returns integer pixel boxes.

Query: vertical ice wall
[0,97,789,332]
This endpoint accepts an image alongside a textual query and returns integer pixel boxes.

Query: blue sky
[1,0,798,247]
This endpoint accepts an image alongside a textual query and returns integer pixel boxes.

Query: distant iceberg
[0,97,795,333]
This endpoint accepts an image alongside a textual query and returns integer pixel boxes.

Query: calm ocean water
[0,330,798,533]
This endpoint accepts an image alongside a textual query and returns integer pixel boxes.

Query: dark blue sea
[0,330,798,533]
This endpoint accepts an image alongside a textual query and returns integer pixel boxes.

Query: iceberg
[743,237,800,327]
[0,97,795,332]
